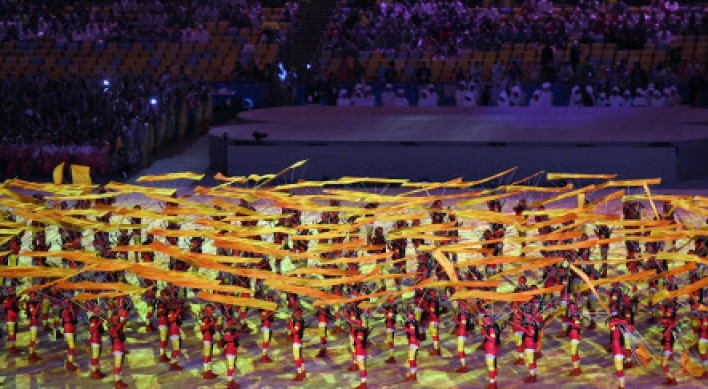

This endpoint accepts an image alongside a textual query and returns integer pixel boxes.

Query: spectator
[393,89,409,107]
[416,62,432,84]
[569,41,581,73]
[384,61,398,84]
[380,84,396,106]
[540,44,555,82]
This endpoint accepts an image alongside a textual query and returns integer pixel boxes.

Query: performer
[27,292,42,361]
[353,325,370,389]
[3,287,19,354]
[224,325,243,389]
[291,308,307,381]
[426,290,442,356]
[659,304,678,386]
[566,301,583,376]
[200,304,218,379]
[89,315,107,379]
[62,301,79,371]
[481,315,501,389]
[316,306,330,357]
[168,305,184,371]
[109,315,128,389]
[383,299,397,364]
[260,296,275,363]
[609,315,629,389]
[521,312,539,383]
[453,303,472,372]
[403,312,421,382]
[696,310,708,377]
[157,291,171,363]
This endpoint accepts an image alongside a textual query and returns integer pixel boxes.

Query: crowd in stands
[323,0,707,56]
[0,71,210,181]
[0,0,296,44]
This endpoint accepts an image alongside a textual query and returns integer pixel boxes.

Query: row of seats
[320,45,701,83]
[0,40,279,82]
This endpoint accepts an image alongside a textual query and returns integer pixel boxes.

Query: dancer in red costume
[291,308,307,381]
[426,289,442,356]
[659,303,678,386]
[481,315,501,389]
[2,287,19,354]
[609,315,629,389]
[156,290,171,363]
[168,305,184,371]
[224,325,243,389]
[403,312,421,382]
[61,301,79,371]
[565,301,583,376]
[27,292,42,361]
[453,303,471,372]
[316,305,331,357]
[521,312,539,383]
[89,315,107,379]
[696,310,708,377]
[353,325,370,389]
[109,314,128,388]
[383,299,397,364]
[259,295,275,363]
[200,304,218,379]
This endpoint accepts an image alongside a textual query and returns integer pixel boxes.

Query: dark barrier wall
[216,139,679,184]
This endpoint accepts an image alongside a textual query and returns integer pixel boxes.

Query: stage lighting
[150,98,158,105]
[253,131,268,143]
[103,79,110,86]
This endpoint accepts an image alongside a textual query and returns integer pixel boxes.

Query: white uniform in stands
[540,82,554,107]
[455,81,467,106]
[651,91,666,107]
[351,84,364,106]
[427,84,439,105]
[362,86,376,107]
[418,90,436,107]
[462,84,478,107]
[498,91,510,107]
[597,92,612,107]
[509,85,524,106]
[621,90,633,107]
[669,86,680,106]
[570,86,583,107]
[381,84,396,107]
[393,89,409,107]
[337,90,351,107]
[529,90,544,108]
[632,89,648,107]
[610,88,623,107]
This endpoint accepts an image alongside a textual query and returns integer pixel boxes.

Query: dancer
[3,287,19,354]
[62,301,79,371]
[27,292,42,361]
[260,296,275,363]
[168,305,184,371]
[383,299,397,364]
[109,314,128,389]
[200,304,218,379]
[291,308,307,381]
[566,301,583,376]
[660,304,678,386]
[481,315,501,389]
[224,324,243,389]
[453,304,471,372]
[353,325,370,389]
[521,313,539,383]
[89,315,107,379]
[403,312,421,382]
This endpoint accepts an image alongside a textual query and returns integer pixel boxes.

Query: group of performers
[1,181,708,389]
